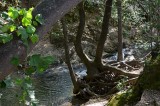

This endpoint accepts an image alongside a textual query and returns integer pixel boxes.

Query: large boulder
[136,90,160,106]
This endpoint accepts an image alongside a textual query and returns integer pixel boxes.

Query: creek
[33,64,87,105]
[0,42,152,106]
[0,65,87,106]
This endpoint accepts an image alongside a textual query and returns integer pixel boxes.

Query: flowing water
[0,65,86,106]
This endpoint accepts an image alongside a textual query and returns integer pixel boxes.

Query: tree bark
[0,0,83,81]
[94,0,113,68]
[74,2,91,65]
[117,0,123,61]
[74,2,101,79]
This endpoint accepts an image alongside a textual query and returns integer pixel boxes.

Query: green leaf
[33,21,38,26]
[22,39,29,47]
[20,90,27,102]
[22,17,32,26]
[35,14,44,25]
[0,24,10,32]
[25,67,36,75]
[37,56,54,72]
[30,34,39,43]
[14,78,23,85]
[11,56,20,66]
[0,33,13,43]
[26,25,36,34]
[43,56,54,65]
[17,26,28,40]
[10,25,16,32]
[17,27,29,46]
[29,54,41,67]
[24,76,32,84]
[8,7,19,19]
[31,102,37,106]
[19,9,26,15]
[28,54,54,73]
[1,12,8,19]
[25,8,34,19]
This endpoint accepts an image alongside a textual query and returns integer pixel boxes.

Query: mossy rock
[132,54,160,100]
[107,89,133,106]
[107,91,126,106]
[107,54,160,106]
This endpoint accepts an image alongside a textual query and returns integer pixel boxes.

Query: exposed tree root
[102,65,140,78]
[76,59,142,99]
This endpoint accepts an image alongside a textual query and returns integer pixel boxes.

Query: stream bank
[0,36,151,106]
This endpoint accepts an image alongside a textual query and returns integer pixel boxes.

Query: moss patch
[108,54,160,106]
[107,89,133,106]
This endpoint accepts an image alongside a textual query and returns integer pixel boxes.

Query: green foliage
[108,54,160,106]
[13,76,38,105]
[84,0,104,13]
[26,25,36,34]
[2,54,54,104]
[28,54,54,73]
[18,26,28,39]
[107,89,133,106]
[35,14,44,25]
[0,24,10,32]
[0,5,47,105]
[0,7,44,45]
[1,11,8,19]
[121,54,160,105]
[0,33,13,43]
[8,7,19,19]
[11,56,20,66]
[116,76,129,91]
[30,34,39,44]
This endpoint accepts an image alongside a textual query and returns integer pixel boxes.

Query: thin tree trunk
[74,2,91,65]
[61,18,80,94]
[94,0,113,67]
[117,0,123,61]
[74,2,99,79]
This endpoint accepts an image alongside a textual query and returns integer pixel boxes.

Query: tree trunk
[0,0,83,81]
[116,0,123,61]
[74,2,99,79]
[74,2,91,65]
[61,18,80,94]
[94,0,113,68]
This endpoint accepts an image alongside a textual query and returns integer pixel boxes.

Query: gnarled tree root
[102,65,140,78]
